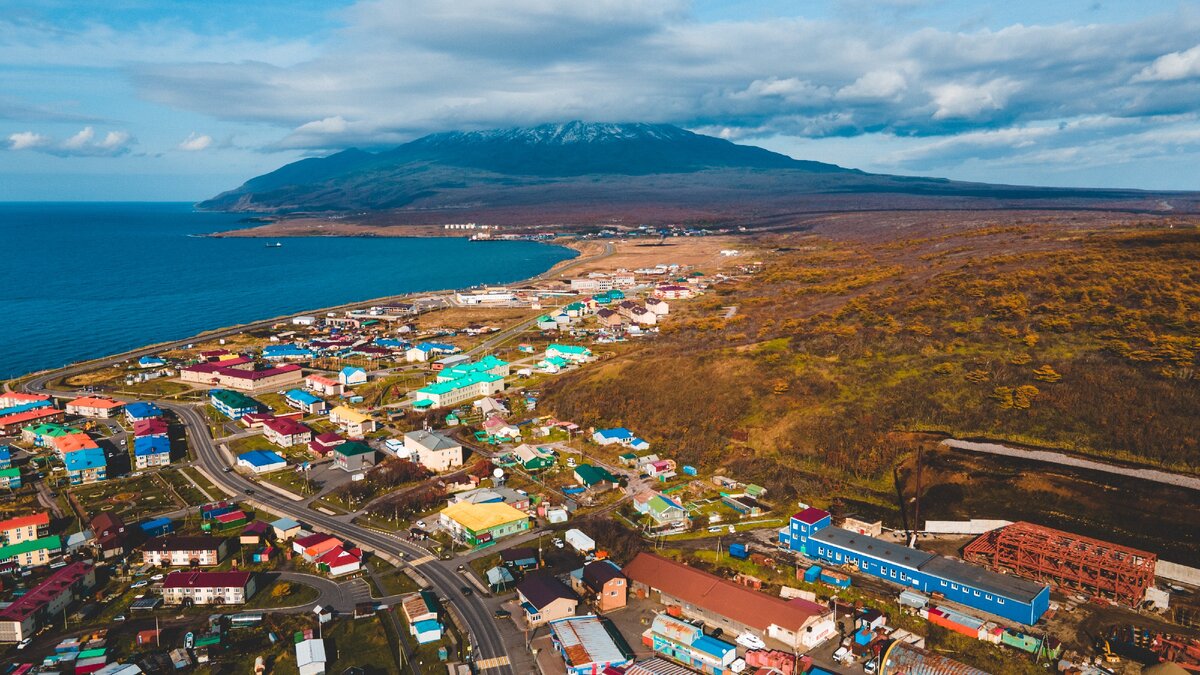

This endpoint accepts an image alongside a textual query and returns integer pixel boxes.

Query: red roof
[0,511,50,532]
[181,357,253,374]
[317,545,361,567]
[133,419,169,436]
[215,511,246,524]
[67,396,123,410]
[792,507,830,525]
[0,562,93,622]
[295,532,337,548]
[163,570,251,589]
[262,417,310,436]
[0,407,61,427]
[623,553,827,632]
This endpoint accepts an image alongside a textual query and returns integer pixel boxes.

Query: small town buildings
[574,464,618,492]
[548,615,634,675]
[501,547,540,572]
[777,506,830,556]
[0,406,63,432]
[333,441,375,472]
[405,342,459,363]
[262,344,314,361]
[64,447,107,484]
[295,638,327,675]
[573,560,628,612]
[401,591,443,644]
[91,512,130,559]
[632,492,690,531]
[134,435,171,469]
[236,449,288,474]
[316,545,362,577]
[0,535,61,568]
[270,517,302,541]
[339,367,368,386]
[309,432,345,458]
[645,298,669,315]
[448,486,531,511]
[595,308,624,328]
[285,389,327,414]
[437,355,510,382]
[305,374,344,397]
[438,501,531,547]
[516,573,579,627]
[179,360,303,393]
[482,416,520,440]
[403,430,464,472]
[653,285,695,300]
[643,612,737,674]
[294,533,341,562]
[65,396,124,418]
[592,428,648,450]
[124,401,164,422]
[412,372,505,408]
[140,517,174,538]
[21,422,78,447]
[162,571,255,605]
[142,536,229,567]
[239,520,270,546]
[545,344,594,363]
[0,445,10,469]
[208,389,260,420]
[262,417,312,448]
[0,512,49,545]
[0,562,95,642]
[138,355,167,368]
[0,467,20,489]
[329,406,376,437]
[512,443,555,471]
[133,418,169,438]
[292,315,317,326]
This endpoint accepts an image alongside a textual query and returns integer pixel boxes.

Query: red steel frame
[962,521,1156,606]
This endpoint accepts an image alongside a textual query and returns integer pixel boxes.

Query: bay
[0,202,576,378]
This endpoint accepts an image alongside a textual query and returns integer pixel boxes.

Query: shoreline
[5,237,593,387]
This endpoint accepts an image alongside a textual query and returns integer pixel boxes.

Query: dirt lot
[546,235,763,278]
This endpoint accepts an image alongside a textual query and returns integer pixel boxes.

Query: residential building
[0,467,20,489]
[595,308,624,328]
[294,533,341,562]
[624,553,836,651]
[21,422,79,447]
[179,360,303,392]
[142,536,229,567]
[316,545,362,577]
[64,447,107,484]
[0,535,61,568]
[339,367,367,386]
[0,406,63,432]
[295,638,328,675]
[512,444,555,471]
[436,355,510,382]
[516,573,579,627]
[403,430,464,472]
[0,445,10,469]
[236,449,288,474]
[285,389,327,414]
[573,560,628,612]
[632,492,690,531]
[208,389,260,420]
[124,401,164,422]
[645,298,670,315]
[411,371,505,408]
[501,547,541,572]
[448,486,531,511]
[0,562,95,642]
[653,285,695,300]
[574,464,618,492]
[138,355,167,368]
[592,428,635,446]
[270,517,302,541]
[329,406,376,437]
[548,615,635,675]
[134,435,171,469]
[439,501,531,547]
[309,432,345,457]
[401,591,443,644]
[405,342,459,363]
[0,512,49,545]
[546,344,594,363]
[65,396,124,418]
[643,612,737,675]
[305,374,344,397]
[52,431,99,456]
[262,417,312,448]
[91,512,131,559]
[133,418,169,438]
[162,571,256,605]
[333,441,375,472]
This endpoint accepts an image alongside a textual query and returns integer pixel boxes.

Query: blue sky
[4,0,1200,200]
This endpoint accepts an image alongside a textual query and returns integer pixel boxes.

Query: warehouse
[962,521,1156,607]
[236,450,288,474]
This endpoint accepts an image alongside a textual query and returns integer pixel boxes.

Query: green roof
[565,302,585,311]
[0,467,19,478]
[336,441,374,457]
[574,464,617,486]
[418,371,502,395]
[0,535,61,560]
[209,389,259,410]
[442,355,508,380]
[547,343,591,355]
[22,423,79,437]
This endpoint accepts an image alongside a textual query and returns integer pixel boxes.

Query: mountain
[200,121,1199,217]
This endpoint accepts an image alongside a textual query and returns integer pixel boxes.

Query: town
[0,237,1196,675]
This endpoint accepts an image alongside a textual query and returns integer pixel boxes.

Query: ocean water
[0,202,576,378]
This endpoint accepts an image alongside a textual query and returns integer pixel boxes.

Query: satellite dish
[493,468,505,479]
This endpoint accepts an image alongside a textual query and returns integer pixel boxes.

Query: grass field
[69,472,184,522]
[366,556,420,597]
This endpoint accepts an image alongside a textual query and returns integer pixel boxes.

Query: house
[595,308,624,328]
[624,553,836,651]
[208,389,259,420]
[142,536,228,567]
[270,517,302,541]
[401,591,443,644]
[295,638,327,675]
[162,571,255,605]
[329,406,376,437]
[134,435,171,469]
[333,441,375,472]
[0,467,20,489]
[91,512,131,559]
[262,417,312,448]
[305,374,344,397]
[0,512,50,545]
[538,356,569,373]
[632,492,690,531]
[124,401,164,422]
[482,416,520,440]
[645,298,669,315]
[473,397,508,416]
[64,447,107,484]
[236,449,288,474]
[339,367,368,386]
[500,547,540,572]
[405,342,459,363]
[487,566,516,592]
[0,535,61,568]
[653,285,695,300]
[575,560,628,612]
[448,486,531,511]
[574,464,618,492]
[133,418,169,438]
[592,428,634,446]
[238,520,270,546]
[65,396,124,418]
[439,501,531,547]
[546,343,594,363]
[512,444,555,471]
[411,372,505,408]
[0,445,10,470]
[138,355,167,368]
[516,573,578,627]
[285,389,327,414]
[294,533,341,562]
[548,615,634,675]
[0,562,95,642]
[309,432,345,457]
[403,430,464,472]
[316,545,362,577]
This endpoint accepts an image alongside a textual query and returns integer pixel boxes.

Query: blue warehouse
[782,511,1049,626]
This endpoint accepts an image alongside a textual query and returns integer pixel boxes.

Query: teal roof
[210,389,259,410]
[336,441,374,457]
[418,372,502,395]
[441,355,508,380]
[547,343,591,355]
[0,535,61,560]
[575,464,617,486]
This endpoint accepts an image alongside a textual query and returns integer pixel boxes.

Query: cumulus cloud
[929,79,1021,120]
[7,126,134,156]
[836,71,908,102]
[1134,44,1200,82]
[178,132,213,151]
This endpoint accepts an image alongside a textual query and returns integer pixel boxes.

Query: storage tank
[878,640,989,675]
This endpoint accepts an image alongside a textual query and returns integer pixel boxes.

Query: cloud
[1134,44,1200,82]
[929,79,1021,120]
[178,132,213,151]
[836,71,908,102]
[7,126,134,156]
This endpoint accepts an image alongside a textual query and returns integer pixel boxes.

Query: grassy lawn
[243,578,322,610]
[328,615,401,674]
[257,468,319,496]
[228,434,281,454]
[366,556,419,597]
[256,392,291,413]
[309,497,352,515]
[113,379,194,398]
[69,472,184,522]
[181,466,224,500]
[159,468,211,505]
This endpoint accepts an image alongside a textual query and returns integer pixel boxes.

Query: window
[985,594,992,601]
[900,572,908,582]
[951,584,958,591]
[890,570,897,579]
[940,580,947,587]
[997,598,1005,605]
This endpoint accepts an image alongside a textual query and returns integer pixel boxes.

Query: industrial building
[548,615,635,675]
[963,521,1156,607]
[878,639,988,675]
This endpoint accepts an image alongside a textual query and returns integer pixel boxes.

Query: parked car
[863,659,877,674]
[17,637,32,649]
[493,609,511,619]
[736,633,766,650]
[150,574,164,581]
[456,565,466,572]
[552,538,564,549]
[130,580,148,589]
[729,659,747,674]
[460,586,473,596]
[114,615,126,622]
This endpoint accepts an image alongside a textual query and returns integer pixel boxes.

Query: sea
[0,202,577,379]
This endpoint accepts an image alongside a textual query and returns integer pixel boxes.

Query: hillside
[199,121,1200,217]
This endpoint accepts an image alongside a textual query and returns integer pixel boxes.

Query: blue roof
[285,389,322,405]
[413,619,442,633]
[340,366,366,376]
[125,402,163,419]
[0,446,10,460]
[134,436,170,456]
[271,517,300,530]
[238,449,286,467]
[596,428,633,439]
[0,400,52,417]
[64,448,106,471]
[691,635,736,659]
[139,355,165,365]
[415,342,457,352]
[263,345,312,357]
[375,338,408,348]
[140,517,172,530]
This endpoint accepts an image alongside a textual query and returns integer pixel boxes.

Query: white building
[296,638,327,675]
[329,406,376,437]
[162,571,255,606]
[403,430,464,472]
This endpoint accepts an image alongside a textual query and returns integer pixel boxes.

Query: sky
[4,0,1200,200]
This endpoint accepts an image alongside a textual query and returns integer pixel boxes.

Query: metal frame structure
[963,521,1155,606]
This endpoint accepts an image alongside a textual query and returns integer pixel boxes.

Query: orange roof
[0,408,61,427]
[0,512,50,532]
[0,393,50,405]
[306,374,338,386]
[67,396,123,410]
[53,433,99,453]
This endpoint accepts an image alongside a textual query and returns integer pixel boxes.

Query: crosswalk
[475,656,510,670]
[408,554,436,566]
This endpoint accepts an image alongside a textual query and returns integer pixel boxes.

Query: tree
[1033,364,1062,383]
[271,582,291,598]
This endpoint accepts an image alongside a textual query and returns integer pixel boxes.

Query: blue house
[778,506,832,555]
[134,435,171,469]
[284,389,327,414]
[124,401,163,422]
[64,448,107,484]
[0,445,11,470]
[138,355,166,368]
[591,428,634,446]
[262,344,314,360]
[339,367,367,386]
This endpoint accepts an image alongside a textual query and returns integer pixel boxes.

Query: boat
[265,242,282,248]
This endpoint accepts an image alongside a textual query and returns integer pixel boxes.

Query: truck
[729,543,749,560]
[564,528,595,554]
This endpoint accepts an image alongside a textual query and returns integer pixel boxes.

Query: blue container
[682,465,697,476]
[728,543,748,560]
[804,564,823,583]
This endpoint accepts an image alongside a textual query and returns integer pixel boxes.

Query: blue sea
[0,202,576,378]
